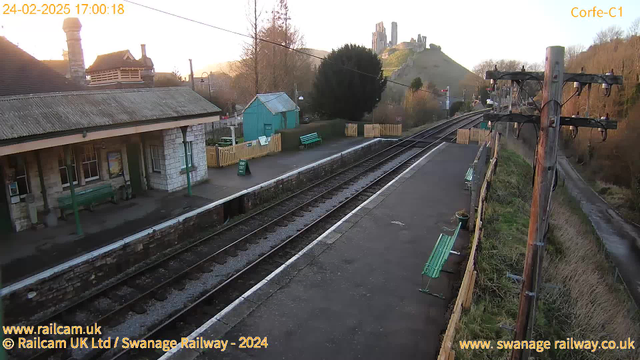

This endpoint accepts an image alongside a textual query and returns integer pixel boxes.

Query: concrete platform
[0,137,373,286]
[170,143,479,360]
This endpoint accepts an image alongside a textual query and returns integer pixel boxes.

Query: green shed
[242,92,299,141]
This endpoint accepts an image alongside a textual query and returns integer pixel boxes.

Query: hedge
[278,119,346,151]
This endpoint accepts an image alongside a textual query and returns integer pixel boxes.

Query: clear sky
[1,0,638,76]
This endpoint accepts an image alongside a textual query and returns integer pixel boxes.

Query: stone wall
[163,125,208,192]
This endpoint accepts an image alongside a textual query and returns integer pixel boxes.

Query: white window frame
[14,158,30,199]
[179,141,193,169]
[81,145,100,182]
[150,145,163,173]
[59,151,78,187]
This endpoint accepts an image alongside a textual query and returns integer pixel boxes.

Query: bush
[277,119,346,151]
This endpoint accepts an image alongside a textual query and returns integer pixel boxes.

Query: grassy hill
[383,46,480,101]
[382,48,414,77]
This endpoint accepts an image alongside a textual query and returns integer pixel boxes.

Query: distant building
[242,93,299,141]
[390,22,398,47]
[39,18,155,89]
[372,22,387,55]
[86,46,154,88]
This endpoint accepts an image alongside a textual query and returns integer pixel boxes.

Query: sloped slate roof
[252,92,297,115]
[42,60,70,77]
[0,87,221,142]
[0,36,83,96]
[86,50,151,72]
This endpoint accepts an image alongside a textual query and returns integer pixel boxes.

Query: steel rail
[108,112,485,360]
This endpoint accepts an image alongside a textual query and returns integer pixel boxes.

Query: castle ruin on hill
[371,21,427,55]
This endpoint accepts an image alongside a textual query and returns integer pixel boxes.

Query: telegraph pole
[484,59,622,360]
[511,46,564,360]
[189,59,195,91]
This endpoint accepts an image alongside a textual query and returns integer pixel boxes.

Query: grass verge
[454,149,640,360]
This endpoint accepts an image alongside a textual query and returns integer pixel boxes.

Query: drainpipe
[65,145,83,235]
[141,136,152,190]
[180,126,192,196]
[36,150,49,212]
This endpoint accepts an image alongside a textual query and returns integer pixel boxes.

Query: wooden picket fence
[207,133,281,168]
[345,123,358,137]
[437,132,500,360]
[363,124,402,138]
[456,128,490,144]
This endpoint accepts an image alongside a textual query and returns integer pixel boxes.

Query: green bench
[58,184,117,219]
[465,167,474,190]
[300,132,322,148]
[419,222,462,298]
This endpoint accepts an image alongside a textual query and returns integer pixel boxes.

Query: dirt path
[558,155,640,307]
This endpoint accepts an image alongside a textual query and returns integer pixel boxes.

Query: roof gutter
[0,113,220,156]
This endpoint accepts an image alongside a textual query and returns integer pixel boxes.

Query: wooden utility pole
[511,46,564,360]
[189,59,195,91]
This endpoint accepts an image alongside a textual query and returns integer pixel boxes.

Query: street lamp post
[200,72,212,102]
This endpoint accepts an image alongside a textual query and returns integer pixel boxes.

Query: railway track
[6,111,485,360]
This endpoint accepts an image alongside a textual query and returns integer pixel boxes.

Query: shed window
[81,145,100,181]
[59,151,78,187]
[178,142,193,169]
[150,145,163,173]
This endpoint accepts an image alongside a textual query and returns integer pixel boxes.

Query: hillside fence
[345,123,358,137]
[363,124,402,138]
[207,133,281,168]
[456,128,490,144]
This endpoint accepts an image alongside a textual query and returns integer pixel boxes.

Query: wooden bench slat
[300,132,322,146]
[58,184,116,213]
[421,222,462,279]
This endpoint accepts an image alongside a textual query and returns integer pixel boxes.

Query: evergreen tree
[311,44,387,121]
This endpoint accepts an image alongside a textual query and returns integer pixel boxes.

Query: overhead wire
[123,0,444,96]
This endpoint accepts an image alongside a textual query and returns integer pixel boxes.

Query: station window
[150,145,163,173]
[178,141,193,169]
[58,151,78,187]
[81,145,100,181]
[9,155,30,199]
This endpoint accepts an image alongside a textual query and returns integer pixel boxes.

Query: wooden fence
[363,124,402,138]
[456,128,490,144]
[206,133,281,168]
[345,123,358,137]
[437,132,500,360]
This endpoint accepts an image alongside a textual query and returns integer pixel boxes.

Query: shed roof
[0,87,221,142]
[247,92,297,115]
[0,36,83,96]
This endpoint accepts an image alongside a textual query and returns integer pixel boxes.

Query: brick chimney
[141,44,147,58]
[62,18,86,85]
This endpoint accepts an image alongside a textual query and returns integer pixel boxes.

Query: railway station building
[0,87,221,233]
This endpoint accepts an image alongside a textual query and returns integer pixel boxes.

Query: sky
[1,0,639,76]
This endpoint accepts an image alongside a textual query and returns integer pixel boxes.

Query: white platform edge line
[158,142,446,359]
[1,139,389,297]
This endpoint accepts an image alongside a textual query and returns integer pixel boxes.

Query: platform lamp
[200,72,212,102]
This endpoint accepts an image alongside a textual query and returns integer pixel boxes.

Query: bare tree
[593,25,624,44]
[628,17,640,38]
[564,44,585,66]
